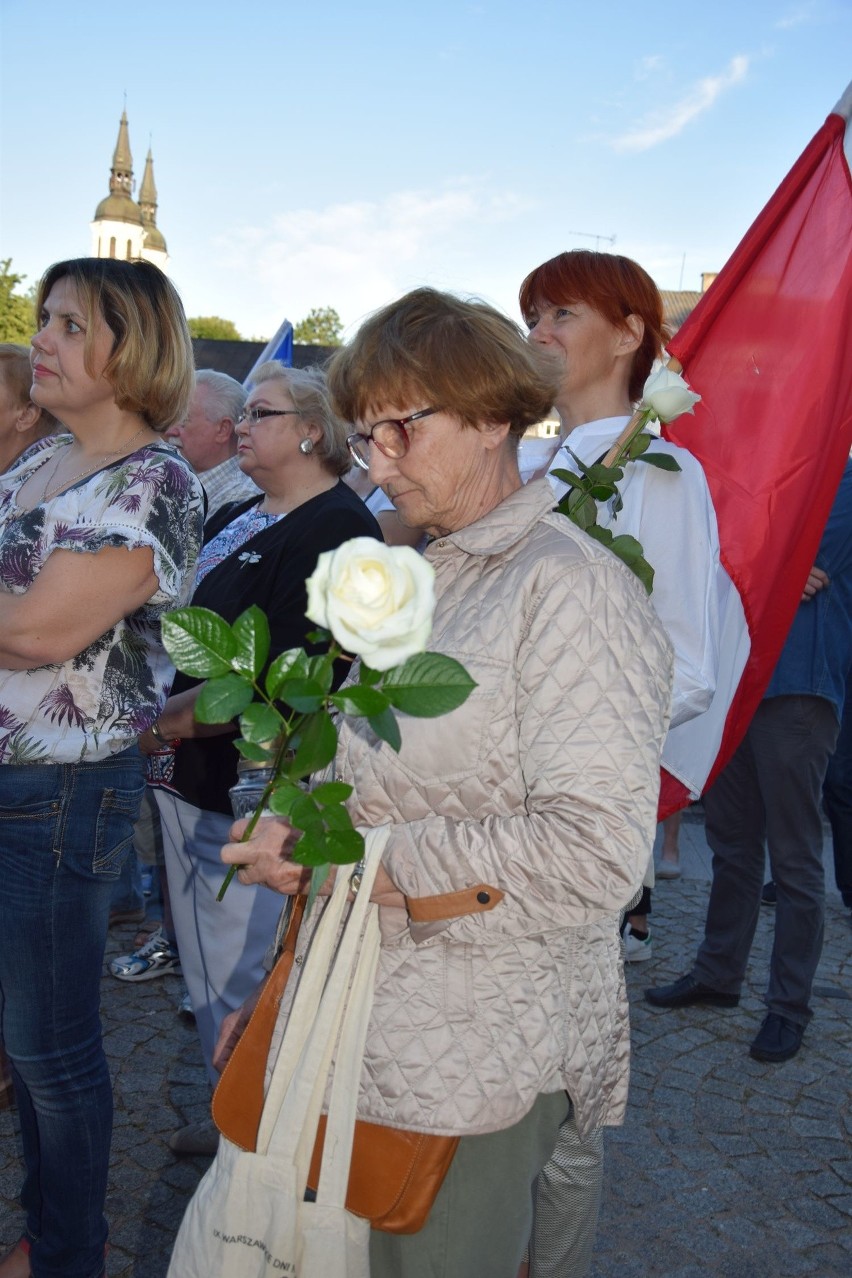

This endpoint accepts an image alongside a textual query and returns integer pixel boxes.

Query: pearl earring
[299,438,314,455]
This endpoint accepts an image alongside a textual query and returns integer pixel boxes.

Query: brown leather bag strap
[212,894,307,1151]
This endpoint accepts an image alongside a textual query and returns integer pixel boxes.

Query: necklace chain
[40,426,150,504]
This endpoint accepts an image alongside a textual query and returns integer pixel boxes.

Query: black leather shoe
[749,1012,804,1062]
[644,973,740,1008]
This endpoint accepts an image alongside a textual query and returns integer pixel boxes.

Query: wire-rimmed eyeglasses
[236,407,304,427]
[346,408,438,470]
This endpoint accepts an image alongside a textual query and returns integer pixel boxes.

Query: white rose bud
[306,538,436,672]
[641,364,701,422]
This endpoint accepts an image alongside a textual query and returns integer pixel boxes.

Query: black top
[171,480,382,814]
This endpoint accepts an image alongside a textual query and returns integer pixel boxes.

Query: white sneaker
[109,926,181,981]
[623,925,653,962]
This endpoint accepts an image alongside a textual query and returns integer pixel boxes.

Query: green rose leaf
[279,678,327,714]
[234,738,273,762]
[636,452,682,472]
[292,827,338,868]
[240,702,283,744]
[358,663,383,686]
[232,605,271,679]
[293,827,363,868]
[608,533,645,561]
[330,685,391,717]
[369,705,402,752]
[585,524,614,548]
[563,490,596,530]
[325,828,364,863]
[266,782,306,818]
[550,467,586,490]
[626,432,653,459]
[265,649,310,701]
[306,654,335,694]
[305,627,332,646]
[305,862,332,916]
[288,792,323,830]
[291,709,338,777]
[311,781,353,806]
[608,535,654,594]
[585,462,624,485]
[195,673,255,724]
[161,607,236,679]
[382,654,477,718]
[320,802,355,832]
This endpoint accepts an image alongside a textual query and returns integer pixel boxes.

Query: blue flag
[244,318,294,385]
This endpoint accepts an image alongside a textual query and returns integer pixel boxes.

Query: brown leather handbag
[212,895,458,1234]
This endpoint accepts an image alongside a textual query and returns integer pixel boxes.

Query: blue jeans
[110,845,144,914]
[0,747,145,1278]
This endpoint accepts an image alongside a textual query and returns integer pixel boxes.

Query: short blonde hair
[35,258,194,431]
[0,342,58,435]
[250,362,350,477]
[327,287,558,438]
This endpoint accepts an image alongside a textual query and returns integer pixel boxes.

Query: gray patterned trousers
[529,1111,604,1278]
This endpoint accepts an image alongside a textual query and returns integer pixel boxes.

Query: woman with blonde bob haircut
[215,287,673,1278]
[0,257,204,1278]
[34,256,194,430]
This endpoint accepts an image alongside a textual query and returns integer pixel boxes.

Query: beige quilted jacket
[291,480,672,1139]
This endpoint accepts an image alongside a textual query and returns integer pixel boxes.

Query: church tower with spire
[138,146,169,271]
[90,110,169,271]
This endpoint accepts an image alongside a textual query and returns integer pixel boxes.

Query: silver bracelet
[349,859,367,896]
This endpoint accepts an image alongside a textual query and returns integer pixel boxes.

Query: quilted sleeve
[380,555,674,943]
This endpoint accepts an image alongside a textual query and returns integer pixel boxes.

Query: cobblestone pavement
[1,811,850,1277]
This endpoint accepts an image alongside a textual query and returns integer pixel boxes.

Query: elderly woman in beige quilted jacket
[220,287,673,1278]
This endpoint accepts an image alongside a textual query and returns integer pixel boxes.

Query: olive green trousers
[369,1090,570,1278]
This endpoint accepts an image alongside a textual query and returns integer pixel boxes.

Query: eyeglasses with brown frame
[346,408,439,470]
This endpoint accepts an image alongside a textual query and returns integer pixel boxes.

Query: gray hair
[251,362,350,477]
[195,368,246,425]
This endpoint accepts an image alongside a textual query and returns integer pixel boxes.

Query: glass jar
[228,758,276,821]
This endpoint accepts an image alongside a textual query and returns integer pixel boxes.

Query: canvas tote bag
[167,825,389,1278]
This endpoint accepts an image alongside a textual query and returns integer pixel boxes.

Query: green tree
[0,259,36,343]
[187,316,243,340]
[294,306,343,346]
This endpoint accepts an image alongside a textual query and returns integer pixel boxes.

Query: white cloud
[635,54,666,81]
[610,54,750,153]
[207,182,536,339]
[774,3,817,30]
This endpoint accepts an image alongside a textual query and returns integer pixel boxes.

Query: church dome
[94,192,143,225]
[143,225,167,252]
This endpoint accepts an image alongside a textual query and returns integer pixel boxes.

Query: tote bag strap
[263,828,390,1175]
[256,862,351,1152]
[312,904,381,1208]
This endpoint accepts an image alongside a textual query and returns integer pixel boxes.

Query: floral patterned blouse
[0,438,205,764]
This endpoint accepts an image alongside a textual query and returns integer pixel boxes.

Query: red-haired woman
[519,250,729,1278]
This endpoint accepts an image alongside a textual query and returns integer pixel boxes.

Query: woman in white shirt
[518,249,723,1278]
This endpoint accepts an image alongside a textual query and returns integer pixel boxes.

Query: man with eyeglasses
[166,369,259,520]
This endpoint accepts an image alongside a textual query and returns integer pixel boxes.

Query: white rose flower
[306,538,436,672]
[641,364,701,422]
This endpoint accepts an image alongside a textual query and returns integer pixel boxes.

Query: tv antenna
[568,231,617,251]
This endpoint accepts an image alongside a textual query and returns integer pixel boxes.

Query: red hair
[519,250,668,403]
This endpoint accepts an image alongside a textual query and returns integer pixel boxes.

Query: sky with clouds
[1,0,849,340]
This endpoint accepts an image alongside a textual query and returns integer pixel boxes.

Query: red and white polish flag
[658,82,852,819]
